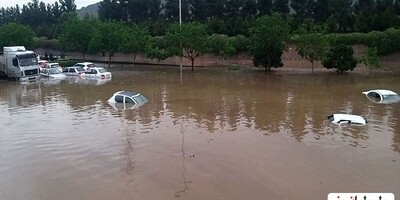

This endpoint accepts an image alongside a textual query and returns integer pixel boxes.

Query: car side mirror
[12,58,18,67]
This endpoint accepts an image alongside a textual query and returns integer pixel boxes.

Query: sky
[0,0,100,9]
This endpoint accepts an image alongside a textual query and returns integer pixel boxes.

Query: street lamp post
[179,0,183,81]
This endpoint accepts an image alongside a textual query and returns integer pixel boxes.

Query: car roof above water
[118,91,140,97]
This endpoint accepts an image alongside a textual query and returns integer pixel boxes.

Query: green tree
[322,44,358,74]
[0,23,35,48]
[120,24,151,66]
[257,0,273,16]
[248,13,290,71]
[361,47,381,70]
[164,22,209,71]
[272,0,289,15]
[221,39,236,63]
[58,16,95,60]
[296,33,328,73]
[98,0,123,21]
[59,0,76,12]
[145,36,171,64]
[88,21,124,67]
[163,0,191,22]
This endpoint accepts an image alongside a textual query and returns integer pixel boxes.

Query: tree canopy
[249,13,290,71]
[322,44,358,74]
[0,23,35,48]
[164,22,209,71]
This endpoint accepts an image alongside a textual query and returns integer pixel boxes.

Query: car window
[115,95,124,103]
[76,67,85,72]
[125,97,135,104]
[88,64,96,68]
[367,92,381,101]
[63,68,69,72]
[69,68,75,73]
[98,68,108,73]
[92,69,97,74]
[49,68,59,74]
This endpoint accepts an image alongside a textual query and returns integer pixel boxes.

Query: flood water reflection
[0,66,399,200]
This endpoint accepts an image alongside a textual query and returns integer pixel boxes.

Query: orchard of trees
[1,0,399,73]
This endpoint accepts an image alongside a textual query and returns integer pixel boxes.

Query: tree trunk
[191,59,194,71]
[132,53,137,67]
[82,52,86,60]
[311,61,314,74]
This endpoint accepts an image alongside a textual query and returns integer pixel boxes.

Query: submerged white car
[80,67,112,79]
[328,114,367,126]
[108,91,148,110]
[73,62,96,71]
[45,62,63,72]
[362,89,400,104]
[40,68,67,79]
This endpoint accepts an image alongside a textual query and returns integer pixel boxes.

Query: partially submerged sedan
[45,62,63,72]
[40,68,67,79]
[107,91,148,110]
[362,89,400,104]
[80,67,112,79]
[328,114,367,126]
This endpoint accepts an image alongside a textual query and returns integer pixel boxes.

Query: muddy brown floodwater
[0,65,399,200]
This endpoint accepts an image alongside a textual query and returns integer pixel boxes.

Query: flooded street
[0,66,399,200]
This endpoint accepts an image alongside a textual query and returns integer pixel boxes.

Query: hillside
[76,2,100,19]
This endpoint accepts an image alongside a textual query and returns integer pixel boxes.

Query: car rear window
[88,64,96,68]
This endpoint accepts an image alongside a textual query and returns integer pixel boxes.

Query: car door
[63,68,69,75]
[90,69,97,78]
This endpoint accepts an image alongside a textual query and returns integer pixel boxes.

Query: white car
[38,60,49,71]
[73,62,96,71]
[108,91,148,110]
[45,63,63,72]
[362,89,400,104]
[40,68,67,79]
[327,114,367,126]
[63,66,86,76]
[80,67,112,79]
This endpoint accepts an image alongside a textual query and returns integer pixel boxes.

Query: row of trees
[1,12,382,74]
[2,0,400,38]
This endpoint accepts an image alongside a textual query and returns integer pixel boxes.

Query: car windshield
[133,95,149,105]
[98,68,108,73]
[48,68,60,74]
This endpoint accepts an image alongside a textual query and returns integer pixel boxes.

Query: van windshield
[18,57,38,67]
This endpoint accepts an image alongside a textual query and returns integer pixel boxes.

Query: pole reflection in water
[121,120,137,184]
[175,117,190,198]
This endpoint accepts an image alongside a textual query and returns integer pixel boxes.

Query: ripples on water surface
[0,67,399,200]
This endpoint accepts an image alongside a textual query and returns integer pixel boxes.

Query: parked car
[327,114,367,126]
[38,60,49,71]
[40,68,67,79]
[362,89,400,104]
[73,62,96,71]
[67,76,111,86]
[44,62,63,72]
[80,67,112,79]
[107,91,148,110]
[63,66,85,76]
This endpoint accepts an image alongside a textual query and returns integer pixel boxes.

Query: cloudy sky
[0,0,99,9]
